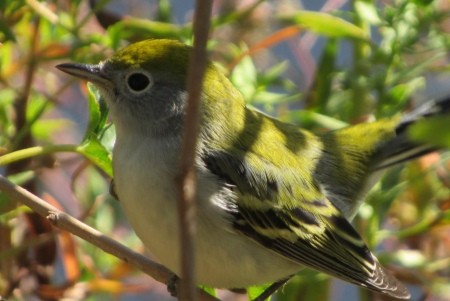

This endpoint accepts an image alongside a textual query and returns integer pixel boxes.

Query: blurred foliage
[0,0,449,301]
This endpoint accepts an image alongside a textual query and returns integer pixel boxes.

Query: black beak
[56,63,109,84]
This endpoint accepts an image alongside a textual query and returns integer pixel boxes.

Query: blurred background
[0,0,449,300]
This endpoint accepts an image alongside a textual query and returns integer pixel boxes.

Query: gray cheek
[145,89,187,121]
[111,83,187,125]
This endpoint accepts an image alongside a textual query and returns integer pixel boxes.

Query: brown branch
[177,1,213,301]
[0,175,220,301]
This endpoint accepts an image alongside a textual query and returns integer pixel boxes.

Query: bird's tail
[374,96,450,170]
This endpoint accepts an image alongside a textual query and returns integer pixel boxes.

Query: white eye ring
[125,70,153,94]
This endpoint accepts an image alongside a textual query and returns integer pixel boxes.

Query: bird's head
[57,39,244,138]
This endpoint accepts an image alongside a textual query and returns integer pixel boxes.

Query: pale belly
[119,189,301,288]
[113,141,301,288]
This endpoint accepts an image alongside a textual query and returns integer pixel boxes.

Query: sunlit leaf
[391,249,427,268]
[198,286,216,297]
[354,1,382,24]
[156,0,172,22]
[77,136,113,177]
[0,204,31,221]
[247,283,272,301]
[260,61,289,85]
[387,77,425,104]
[231,47,257,102]
[277,272,330,301]
[84,83,109,141]
[281,11,368,40]
[284,110,348,130]
[110,17,189,41]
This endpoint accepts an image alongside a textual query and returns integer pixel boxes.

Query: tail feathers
[374,96,450,170]
[397,96,450,133]
[364,259,411,300]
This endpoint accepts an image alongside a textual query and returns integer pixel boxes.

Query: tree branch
[177,1,213,301]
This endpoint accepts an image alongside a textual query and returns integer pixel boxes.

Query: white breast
[113,134,301,288]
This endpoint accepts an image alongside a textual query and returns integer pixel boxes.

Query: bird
[57,39,450,300]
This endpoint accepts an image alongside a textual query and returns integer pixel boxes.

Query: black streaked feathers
[202,150,410,299]
[202,150,281,201]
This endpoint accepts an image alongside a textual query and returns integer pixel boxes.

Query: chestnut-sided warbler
[57,39,450,300]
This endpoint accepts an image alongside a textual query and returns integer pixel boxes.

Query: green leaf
[106,22,126,50]
[156,0,172,22]
[285,110,348,130]
[247,283,272,301]
[253,91,299,106]
[231,47,257,102]
[5,170,36,186]
[354,1,382,25]
[391,250,427,268]
[0,203,31,222]
[258,61,289,86]
[110,17,189,41]
[276,272,330,301]
[307,39,337,112]
[411,0,435,6]
[280,11,369,40]
[77,136,113,177]
[408,116,450,148]
[198,286,216,297]
[85,83,101,139]
[84,83,109,141]
[387,77,425,104]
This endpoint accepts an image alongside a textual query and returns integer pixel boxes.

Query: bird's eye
[126,71,152,93]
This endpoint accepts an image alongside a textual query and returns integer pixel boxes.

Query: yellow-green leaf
[77,136,113,177]
[280,11,369,41]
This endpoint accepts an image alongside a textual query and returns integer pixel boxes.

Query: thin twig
[9,17,40,153]
[177,1,213,301]
[0,175,220,301]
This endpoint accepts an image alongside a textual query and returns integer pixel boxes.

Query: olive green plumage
[57,39,450,300]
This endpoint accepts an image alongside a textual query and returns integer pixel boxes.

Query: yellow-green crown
[108,39,191,80]
[107,39,245,116]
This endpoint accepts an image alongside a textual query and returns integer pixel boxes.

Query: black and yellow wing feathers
[202,145,409,300]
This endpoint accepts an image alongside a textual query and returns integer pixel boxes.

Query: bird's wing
[202,149,410,300]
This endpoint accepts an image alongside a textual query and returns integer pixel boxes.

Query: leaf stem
[0,145,80,167]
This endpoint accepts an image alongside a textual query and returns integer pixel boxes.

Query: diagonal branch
[0,175,220,301]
